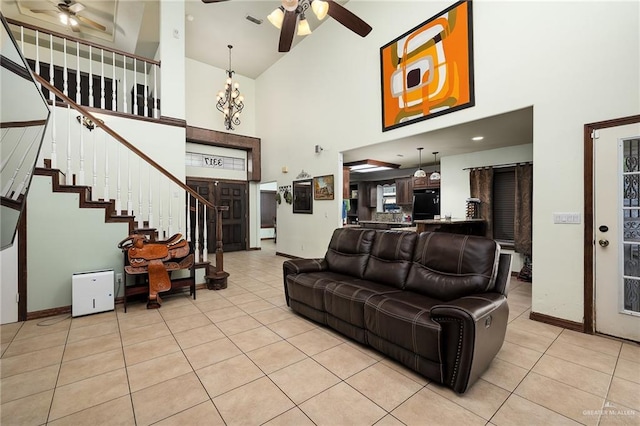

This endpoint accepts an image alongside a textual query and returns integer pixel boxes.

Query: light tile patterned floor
[1,240,639,425]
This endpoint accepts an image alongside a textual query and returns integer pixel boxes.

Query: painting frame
[380,0,475,132]
[313,175,335,200]
[292,179,313,214]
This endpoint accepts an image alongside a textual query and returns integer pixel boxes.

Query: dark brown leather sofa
[282,228,512,394]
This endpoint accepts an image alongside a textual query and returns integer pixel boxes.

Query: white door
[595,122,640,341]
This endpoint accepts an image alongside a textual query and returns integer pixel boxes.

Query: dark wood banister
[33,72,225,213]
[6,18,161,66]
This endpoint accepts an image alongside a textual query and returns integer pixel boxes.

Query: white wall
[159,0,185,119]
[1,242,19,324]
[256,1,640,323]
[185,58,256,136]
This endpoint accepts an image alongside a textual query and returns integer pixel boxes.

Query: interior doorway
[260,181,277,242]
[187,178,248,253]
[585,115,640,341]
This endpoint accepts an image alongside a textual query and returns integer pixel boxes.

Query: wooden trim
[26,305,71,321]
[275,252,302,259]
[249,247,262,251]
[0,119,48,129]
[18,203,27,321]
[33,74,224,212]
[5,18,160,66]
[583,114,640,334]
[0,54,31,80]
[186,126,261,182]
[529,311,583,332]
[159,116,187,128]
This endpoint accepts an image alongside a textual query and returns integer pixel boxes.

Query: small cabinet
[395,177,413,205]
[368,184,377,208]
[413,175,440,190]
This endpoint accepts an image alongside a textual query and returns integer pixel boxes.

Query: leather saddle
[118,233,194,307]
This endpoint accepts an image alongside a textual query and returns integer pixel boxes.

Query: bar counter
[413,219,486,236]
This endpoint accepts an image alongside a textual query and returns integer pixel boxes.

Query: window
[493,167,516,242]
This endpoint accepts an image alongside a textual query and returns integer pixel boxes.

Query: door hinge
[591,129,600,139]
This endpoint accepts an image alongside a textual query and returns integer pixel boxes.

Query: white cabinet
[72,270,114,317]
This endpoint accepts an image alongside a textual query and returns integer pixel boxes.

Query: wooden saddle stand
[118,233,194,308]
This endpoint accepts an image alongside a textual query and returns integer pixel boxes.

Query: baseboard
[275,252,301,259]
[529,311,584,332]
[249,247,262,251]
[26,305,71,320]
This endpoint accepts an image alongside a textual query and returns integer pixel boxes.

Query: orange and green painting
[380,0,474,131]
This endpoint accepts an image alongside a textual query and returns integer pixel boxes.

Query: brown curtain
[470,168,494,238]
[514,163,533,256]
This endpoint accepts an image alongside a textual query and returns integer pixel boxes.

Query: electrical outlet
[116,273,123,283]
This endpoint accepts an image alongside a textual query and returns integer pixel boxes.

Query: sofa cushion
[364,291,442,362]
[405,233,500,301]
[363,230,417,289]
[324,279,401,328]
[286,271,351,311]
[325,228,376,278]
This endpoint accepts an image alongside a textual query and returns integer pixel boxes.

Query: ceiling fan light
[59,12,69,25]
[69,17,78,26]
[311,0,329,20]
[267,7,284,29]
[282,0,299,12]
[297,17,312,36]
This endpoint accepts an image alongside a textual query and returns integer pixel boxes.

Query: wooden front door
[187,178,247,253]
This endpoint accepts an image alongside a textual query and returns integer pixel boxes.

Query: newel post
[206,206,230,289]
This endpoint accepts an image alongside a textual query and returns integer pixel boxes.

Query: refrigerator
[412,189,440,221]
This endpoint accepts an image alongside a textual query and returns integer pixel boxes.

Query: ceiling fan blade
[29,9,57,14]
[77,15,106,31]
[326,0,372,37]
[69,2,84,13]
[201,0,230,3]
[278,10,297,53]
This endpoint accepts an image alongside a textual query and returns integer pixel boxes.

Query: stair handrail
[33,72,224,213]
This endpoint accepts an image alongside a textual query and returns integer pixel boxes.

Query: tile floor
[1,241,639,425]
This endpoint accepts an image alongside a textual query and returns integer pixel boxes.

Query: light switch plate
[553,212,581,224]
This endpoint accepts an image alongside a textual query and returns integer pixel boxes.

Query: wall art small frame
[380,0,474,132]
[293,179,313,214]
[313,175,335,200]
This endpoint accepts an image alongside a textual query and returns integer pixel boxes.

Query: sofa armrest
[282,258,327,306]
[431,293,509,394]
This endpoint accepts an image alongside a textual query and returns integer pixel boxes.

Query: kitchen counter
[414,218,486,236]
[358,221,415,230]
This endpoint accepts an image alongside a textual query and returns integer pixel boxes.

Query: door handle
[598,239,610,247]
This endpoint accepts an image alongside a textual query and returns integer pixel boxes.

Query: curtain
[514,163,533,256]
[470,168,494,238]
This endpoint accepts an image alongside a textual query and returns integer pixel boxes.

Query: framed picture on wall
[313,175,335,200]
[380,0,475,131]
[293,179,313,214]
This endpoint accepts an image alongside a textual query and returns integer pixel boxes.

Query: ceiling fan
[29,0,106,33]
[201,0,372,52]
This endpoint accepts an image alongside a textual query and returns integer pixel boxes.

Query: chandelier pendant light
[430,152,441,181]
[216,45,244,131]
[414,147,426,178]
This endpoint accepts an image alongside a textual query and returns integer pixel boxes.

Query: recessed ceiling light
[471,136,484,141]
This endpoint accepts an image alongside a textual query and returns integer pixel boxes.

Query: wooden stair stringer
[34,167,137,234]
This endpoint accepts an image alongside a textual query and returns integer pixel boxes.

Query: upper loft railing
[6,18,160,120]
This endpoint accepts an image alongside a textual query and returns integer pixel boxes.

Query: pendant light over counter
[430,152,441,181]
[414,147,426,178]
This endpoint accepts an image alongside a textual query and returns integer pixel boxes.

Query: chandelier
[216,45,244,131]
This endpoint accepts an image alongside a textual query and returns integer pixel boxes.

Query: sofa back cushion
[363,230,417,289]
[324,228,376,278]
[406,232,500,301]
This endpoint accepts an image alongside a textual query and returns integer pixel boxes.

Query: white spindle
[133,58,138,115]
[20,26,24,52]
[168,189,173,237]
[186,195,191,244]
[92,129,97,200]
[78,115,85,185]
[35,30,40,89]
[112,52,116,112]
[66,105,72,184]
[143,64,148,117]
[76,41,80,104]
[138,158,143,229]
[158,180,163,238]
[147,166,153,228]
[103,131,109,200]
[127,151,133,215]
[123,56,128,114]
[194,199,200,263]
[89,45,94,108]
[153,65,158,118]
[100,49,105,109]
[115,145,121,215]
[63,39,68,97]
[49,34,57,168]
[203,205,208,261]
